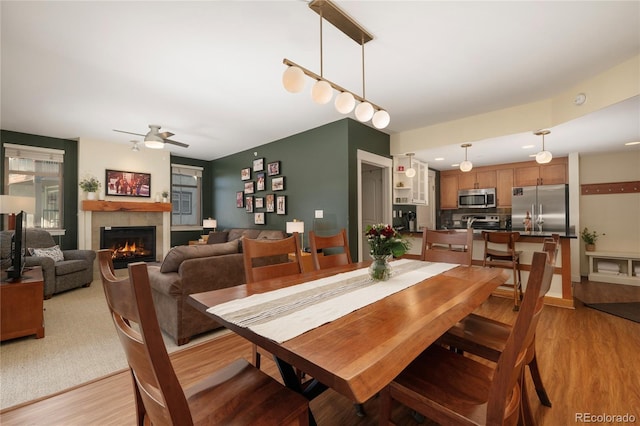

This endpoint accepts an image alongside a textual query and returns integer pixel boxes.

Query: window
[4,143,64,229]
[171,164,202,226]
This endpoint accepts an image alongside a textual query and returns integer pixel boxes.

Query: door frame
[357,149,393,261]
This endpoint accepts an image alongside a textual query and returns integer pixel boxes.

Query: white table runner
[207,259,458,343]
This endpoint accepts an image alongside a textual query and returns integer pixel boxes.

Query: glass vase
[369,255,392,281]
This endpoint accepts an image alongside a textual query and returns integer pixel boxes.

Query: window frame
[170,164,203,230]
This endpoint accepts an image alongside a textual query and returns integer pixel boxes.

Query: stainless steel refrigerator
[511,184,569,233]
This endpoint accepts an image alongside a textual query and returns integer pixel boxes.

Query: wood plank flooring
[2,284,639,425]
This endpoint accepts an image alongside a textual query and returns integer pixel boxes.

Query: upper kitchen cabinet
[394,156,428,205]
[514,157,568,187]
[440,172,459,209]
[458,169,497,190]
[496,168,514,207]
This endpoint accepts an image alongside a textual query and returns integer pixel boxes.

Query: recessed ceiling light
[528,154,537,158]
[522,145,535,149]
[451,163,460,167]
[625,141,640,146]
[434,157,444,161]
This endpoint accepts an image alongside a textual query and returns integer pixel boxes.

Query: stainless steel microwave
[458,188,496,208]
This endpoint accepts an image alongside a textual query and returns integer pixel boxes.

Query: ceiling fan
[113,125,189,149]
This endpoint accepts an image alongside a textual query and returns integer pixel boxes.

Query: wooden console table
[1,266,45,341]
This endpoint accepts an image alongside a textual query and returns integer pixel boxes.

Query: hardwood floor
[1,284,639,425]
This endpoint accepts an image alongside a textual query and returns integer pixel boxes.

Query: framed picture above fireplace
[105,169,151,197]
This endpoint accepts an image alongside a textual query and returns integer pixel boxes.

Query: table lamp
[286,219,305,252]
[202,218,217,241]
[0,195,36,230]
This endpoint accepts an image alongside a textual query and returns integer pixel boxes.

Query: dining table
[188,259,508,409]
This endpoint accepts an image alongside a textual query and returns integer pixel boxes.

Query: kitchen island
[401,230,577,308]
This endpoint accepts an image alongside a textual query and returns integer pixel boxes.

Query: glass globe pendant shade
[311,80,333,104]
[355,101,374,122]
[460,160,473,172]
[282,66,306,93]
[535,150,553,164]
[405,167,416,178]
[335,91,356,114]
[372,110,390,129]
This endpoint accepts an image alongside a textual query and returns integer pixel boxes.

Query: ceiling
[1,1,639,166]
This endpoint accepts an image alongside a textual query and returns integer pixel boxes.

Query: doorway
[357,150,393,261]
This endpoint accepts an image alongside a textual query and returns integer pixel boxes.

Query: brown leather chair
[242,234,303,369]
[97,250,309,426]
[482,231,523,310]
[308,229,352,270]
[421,228,473,266]
[379,249,556,426]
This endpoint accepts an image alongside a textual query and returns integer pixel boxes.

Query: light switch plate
[315,210,323,219]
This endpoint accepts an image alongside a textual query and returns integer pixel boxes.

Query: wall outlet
[315,210,323,219]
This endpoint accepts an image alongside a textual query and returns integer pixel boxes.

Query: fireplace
[100,226,156,269]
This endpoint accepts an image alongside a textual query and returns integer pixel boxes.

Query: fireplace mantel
[81,200,172,212]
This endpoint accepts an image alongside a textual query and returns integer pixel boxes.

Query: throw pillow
[206,231,229,244]
[160,239,238,273]
[29,245,65,262]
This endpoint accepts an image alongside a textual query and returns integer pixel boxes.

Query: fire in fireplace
[100,226,156,269]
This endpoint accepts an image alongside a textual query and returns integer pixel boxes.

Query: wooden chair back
[97,249,192,425]
[421,228,473,266]
[482,231,520,266]
[486,248,555,424]
[242,234,303,283]
[308,229,353,270]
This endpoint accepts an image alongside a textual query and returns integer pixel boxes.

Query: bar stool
[482,231,523,311]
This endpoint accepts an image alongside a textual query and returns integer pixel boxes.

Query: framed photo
[266,194,275,212]
[254,212,265,225]
[267,161,280,176]
[245,196,254,213]
[255,197,264,209]
[276,195,286,215]
[105,169,151,197]
[244,181,255,194]
[241,167,251,181]
[256,172,266,191]
[236,191,244,208]
[253,158,264,172]
[272,176,285,191]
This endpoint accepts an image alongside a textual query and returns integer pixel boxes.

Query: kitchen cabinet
[458,170,497,190]
[514,160,567,187]
[393,156,428,205]
[496,168,514,207]
[439,173,459,209]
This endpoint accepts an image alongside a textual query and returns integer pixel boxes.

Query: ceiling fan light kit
[534,129,553,164]
[113,125,189,149]
[459,143,473,172]
[282,0,390,129]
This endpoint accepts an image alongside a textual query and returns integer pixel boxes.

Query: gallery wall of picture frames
[237,158,287,225]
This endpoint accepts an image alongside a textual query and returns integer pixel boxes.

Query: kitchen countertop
[400,229,577,239]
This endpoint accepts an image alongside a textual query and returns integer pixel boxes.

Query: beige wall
[578,150,640,275]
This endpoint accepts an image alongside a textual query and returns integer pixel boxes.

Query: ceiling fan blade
[164,138,189,148]
[113,129,146,137]
[158,131,175,139]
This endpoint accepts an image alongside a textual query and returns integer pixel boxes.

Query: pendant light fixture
[405,153,416,178]
[282,0,390,129]
[534,129,553,164]
[460,143,473,172]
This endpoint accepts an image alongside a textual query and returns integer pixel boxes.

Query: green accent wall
[211,118,389,259]
[1,130,79,250]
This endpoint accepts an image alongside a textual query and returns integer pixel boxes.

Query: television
[6,210,26,280]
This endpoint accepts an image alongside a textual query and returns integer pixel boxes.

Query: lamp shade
[282,66,306,93]
[335,91,356,114]
[372,110,390,129]
[459,160,473,172]
[405,167,416,178]
[0,195,36,214]
[286,221,304,234]
[203,218,217,229]
[311,80,333,104]
[355,101,374,122]
[535,150,553,164]
[144,134,164,149]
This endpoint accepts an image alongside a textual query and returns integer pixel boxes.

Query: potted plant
[79,176,101,200]
[161,191,169,203]
[581,227,602,251]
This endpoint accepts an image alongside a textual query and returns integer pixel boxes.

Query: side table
[1,266,45,341]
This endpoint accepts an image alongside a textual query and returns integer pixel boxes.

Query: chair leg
[528,350,552,407]
[512,264,520,311]
[520,372,535,426]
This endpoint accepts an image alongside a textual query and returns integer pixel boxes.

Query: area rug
[585,302,640,323]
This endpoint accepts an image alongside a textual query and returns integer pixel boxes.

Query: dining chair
[437,240,558,423]
[421,228,473,266]
[482,231,523,310]
[379,248,555,426]
[242,234,303,369]
[308,228,352,270]
[96,250,309,426]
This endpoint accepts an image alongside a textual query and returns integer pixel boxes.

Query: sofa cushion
[160,239,238,273]
[55,259,88,276]
[207,231,229,244]
[29,245,64,262]
[257,230,286,240]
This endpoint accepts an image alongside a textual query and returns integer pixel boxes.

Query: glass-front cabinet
[393,156,428,205]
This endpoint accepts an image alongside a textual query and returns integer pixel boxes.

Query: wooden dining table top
[188,261,508,404]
